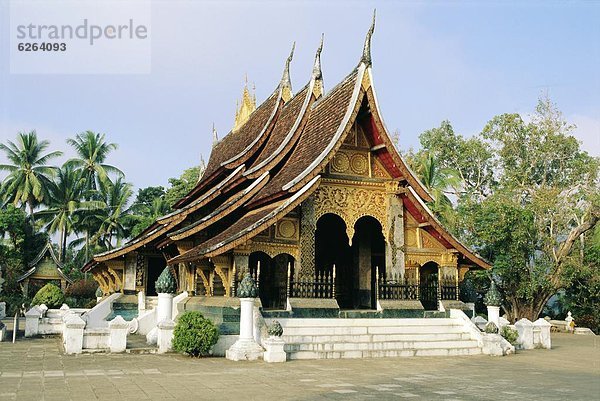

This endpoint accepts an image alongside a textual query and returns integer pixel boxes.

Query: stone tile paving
[0,333,598,400]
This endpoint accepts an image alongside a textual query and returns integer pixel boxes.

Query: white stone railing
[81,292,122,328]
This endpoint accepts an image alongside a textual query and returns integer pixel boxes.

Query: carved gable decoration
[313,181,388,244]
[421,230,446,250]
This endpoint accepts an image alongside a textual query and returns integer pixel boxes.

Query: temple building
[83,16,489,323]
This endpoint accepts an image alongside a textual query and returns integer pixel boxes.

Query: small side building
[18,242,73,296]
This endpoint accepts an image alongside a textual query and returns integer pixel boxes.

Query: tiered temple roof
[83,14,490,273]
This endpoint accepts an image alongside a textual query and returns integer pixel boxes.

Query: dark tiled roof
[246,85,310,173]
[201,92,280,180]
[256,70,359,202]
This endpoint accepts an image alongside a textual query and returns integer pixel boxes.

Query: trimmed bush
[31,283,64,308]
[65,279,98,299]
[172,311,219,357]
[501,325,519,345]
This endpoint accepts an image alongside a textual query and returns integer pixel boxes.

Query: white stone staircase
[277,318,483,359]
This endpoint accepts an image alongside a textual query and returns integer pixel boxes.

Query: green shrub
[31,283,64,308]
[501,325,519,345]
[172,311,219,357]
[65,279,98,299]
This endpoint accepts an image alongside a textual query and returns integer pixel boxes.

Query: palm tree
[413,152,461,226]
[0,131,62,218]
[35,165,105,261]
[66,131,123,191]
[89,177,134,249]
[66,131,123,255]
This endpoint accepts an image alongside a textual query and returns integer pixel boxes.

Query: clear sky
[1,0,599,191]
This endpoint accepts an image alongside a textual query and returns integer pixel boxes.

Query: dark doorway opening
[315,214,385,310]
[250,252,292,310]
[419,262,439,310]
[146,256,165,296]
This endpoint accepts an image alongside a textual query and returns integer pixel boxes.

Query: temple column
[124,254,136,293]
[299,196,316,280]
[440,252,459,300]
[233,246,251,297]
[385,188,404,279]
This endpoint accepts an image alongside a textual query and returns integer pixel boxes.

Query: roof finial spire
[281,42,295,87]
[312,34,325,98]
[280,42,295,101]
[361,9,376,66]
[212,123,218,146]
[312,34,324,80]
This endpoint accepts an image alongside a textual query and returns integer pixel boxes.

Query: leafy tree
[419,121,495,199]
[164,166,202,207]
[65,131,123,191]
[0,131,62,217]
[420,96,599,321]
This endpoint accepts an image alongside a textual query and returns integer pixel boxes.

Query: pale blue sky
[1,0,599,190]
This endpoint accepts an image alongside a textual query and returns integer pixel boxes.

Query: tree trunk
[504,291,552,322]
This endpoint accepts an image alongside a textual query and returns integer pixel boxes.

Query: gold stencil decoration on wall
[331,152,351,173]
[276,218,298,240]
[350,153,369,175]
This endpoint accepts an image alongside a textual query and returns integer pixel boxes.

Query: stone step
[277,318,458,327]
[281,324,466,336]
[282,332,472,344]
[285,339,480,353]
[288,347,482,360]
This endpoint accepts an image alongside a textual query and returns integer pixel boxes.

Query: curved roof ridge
[283,64,367,192]
[167,175,321,264]
[167,172,270,241]
[405,186,491,269]
[157,165,244,224]
[243,82,313,178]
[363,68,434,202]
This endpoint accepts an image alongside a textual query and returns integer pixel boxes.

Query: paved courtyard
[0,331,598,400]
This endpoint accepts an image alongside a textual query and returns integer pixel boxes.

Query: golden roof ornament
[280,42,295,102]
[312,34,324,98]
[233,75,257,131]
[361,9,376,66]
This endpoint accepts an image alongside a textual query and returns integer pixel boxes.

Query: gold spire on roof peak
[234,75,257,131]
[361,9,376,66]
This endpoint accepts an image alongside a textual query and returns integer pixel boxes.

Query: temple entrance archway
[146,256,166,296]
[249,251,293,310]
[352,216,385,310]
[315,213,385,310]
[419,262,439,310]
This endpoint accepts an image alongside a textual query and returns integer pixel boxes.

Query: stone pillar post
[299,196,316,280]
[226,274,264,361]
[63,314,85,354]
[155,266,176,322]
[157,319,175,353]
[263,321,286,363]
[515,318,534,349]
[137,290,146,312]
[487,306,500,327]
[108,316,129,353]
[25,305,42,337]
[484,280,502,327]
[533,318,552,349]
[157,293,174,322]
